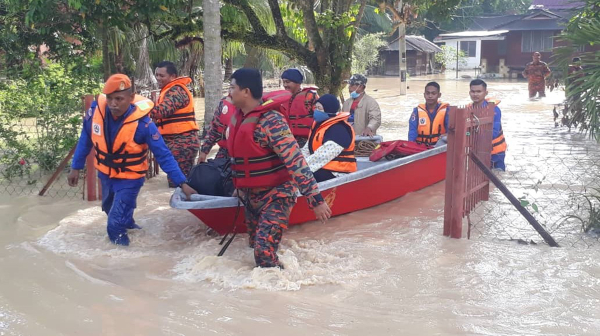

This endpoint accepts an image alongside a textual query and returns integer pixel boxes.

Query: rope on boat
[354,140,378,157]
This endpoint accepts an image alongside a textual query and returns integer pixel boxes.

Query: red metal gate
[443,104,496,238]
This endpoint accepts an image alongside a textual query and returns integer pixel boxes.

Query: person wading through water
[227,68,331,268]
[67,74,196,246]
[408,81,449,146]
[151,61,200,187]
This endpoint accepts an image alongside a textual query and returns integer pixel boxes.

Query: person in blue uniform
[67,74,196,246]
[468,79,507,171]
[408,81,450,146]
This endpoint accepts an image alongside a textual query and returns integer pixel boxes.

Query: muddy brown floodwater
[1,75,600,336]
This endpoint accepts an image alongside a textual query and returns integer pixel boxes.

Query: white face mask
[350,91,360,99]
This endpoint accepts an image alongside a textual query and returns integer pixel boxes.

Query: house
[372,35,442,76]
[433,0,593,77]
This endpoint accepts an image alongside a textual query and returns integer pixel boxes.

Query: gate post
[444,106,468,238]
[83,94,102,201]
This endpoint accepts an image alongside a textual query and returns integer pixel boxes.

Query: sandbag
[369,140,430,162]
[186,158,234,196]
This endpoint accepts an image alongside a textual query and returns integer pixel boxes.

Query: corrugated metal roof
[386,35,442,53]
[468,8,575,31]
[437,30,509,38]
[469,15,525,31]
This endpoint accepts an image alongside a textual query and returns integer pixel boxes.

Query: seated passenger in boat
[301,94,357,182]
[408,81,449,146]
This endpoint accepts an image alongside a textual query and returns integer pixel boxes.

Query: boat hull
[180,149,446,235]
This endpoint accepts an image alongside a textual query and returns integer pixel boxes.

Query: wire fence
[0,118,84,199]
[467,144,600,248]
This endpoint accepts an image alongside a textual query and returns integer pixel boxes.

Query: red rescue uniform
[227,95,293,189]
[281,87,318,138]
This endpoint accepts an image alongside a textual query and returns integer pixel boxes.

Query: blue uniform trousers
[100,178,143,246]
[491,152,506,171]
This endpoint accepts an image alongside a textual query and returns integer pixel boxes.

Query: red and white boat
[170,143,447,234]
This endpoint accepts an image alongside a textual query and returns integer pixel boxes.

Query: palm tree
[553,2,600,139]
[203,0,222,133]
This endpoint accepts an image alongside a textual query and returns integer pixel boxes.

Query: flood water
[2,76,600,336]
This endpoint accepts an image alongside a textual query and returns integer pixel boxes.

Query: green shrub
[0,61,102,181]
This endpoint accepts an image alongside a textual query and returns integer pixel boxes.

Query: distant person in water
[67,74,196,246]
[522,52,551,99]
[468,79,507,171]
[301,94,357,182]
[408,81,449,146]
[566,57,584,93]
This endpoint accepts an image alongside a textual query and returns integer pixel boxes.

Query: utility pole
[397,1,407,95]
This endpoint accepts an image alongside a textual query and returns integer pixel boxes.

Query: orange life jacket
[227,97,293,189]
[281,87,318,138]
[468,99,507,155]
[308,113,357,173]
[155,77,199,135]
[92,94,154,179]
[415,102,449,146]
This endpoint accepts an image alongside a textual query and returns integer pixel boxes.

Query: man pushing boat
[67,74,196,246]
[226,68,331,269]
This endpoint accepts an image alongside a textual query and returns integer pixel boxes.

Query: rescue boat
[170,141,447,234]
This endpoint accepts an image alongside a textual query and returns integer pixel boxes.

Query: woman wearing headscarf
[301,94,357,182]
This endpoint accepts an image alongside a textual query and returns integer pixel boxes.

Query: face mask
[313,109,329,122]
[350,91,360,99]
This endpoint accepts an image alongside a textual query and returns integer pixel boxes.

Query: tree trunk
[101,24,111,81]
[243,46,261,68]
[203,0,222,131]
[134,26,158,92]
[223,57,233,81]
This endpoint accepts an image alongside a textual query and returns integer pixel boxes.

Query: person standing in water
[151,61,200,186]
[468,79,507,171]
[198,95,235,163]
[522,52,551,99]
[67,74,196,246]
[226,68,331,268]
[408,81,449,146]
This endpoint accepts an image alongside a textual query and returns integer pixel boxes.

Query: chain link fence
[0,118,84,199]
[467,140,600,248]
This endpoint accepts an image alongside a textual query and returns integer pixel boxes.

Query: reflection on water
[2,76,600,336]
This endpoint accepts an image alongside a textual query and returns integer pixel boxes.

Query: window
[460,41,477,57]
[521,31,554,52]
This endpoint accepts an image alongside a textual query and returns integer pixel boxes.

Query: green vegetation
[434,45,468,72]
[553,0,600,140]
[0,61,102,181]
[352,33,387,75]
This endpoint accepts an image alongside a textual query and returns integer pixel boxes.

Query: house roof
[529,0,584,10]
[386,35,442,53]
[467,8,575,32]
[437,30,509,39]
